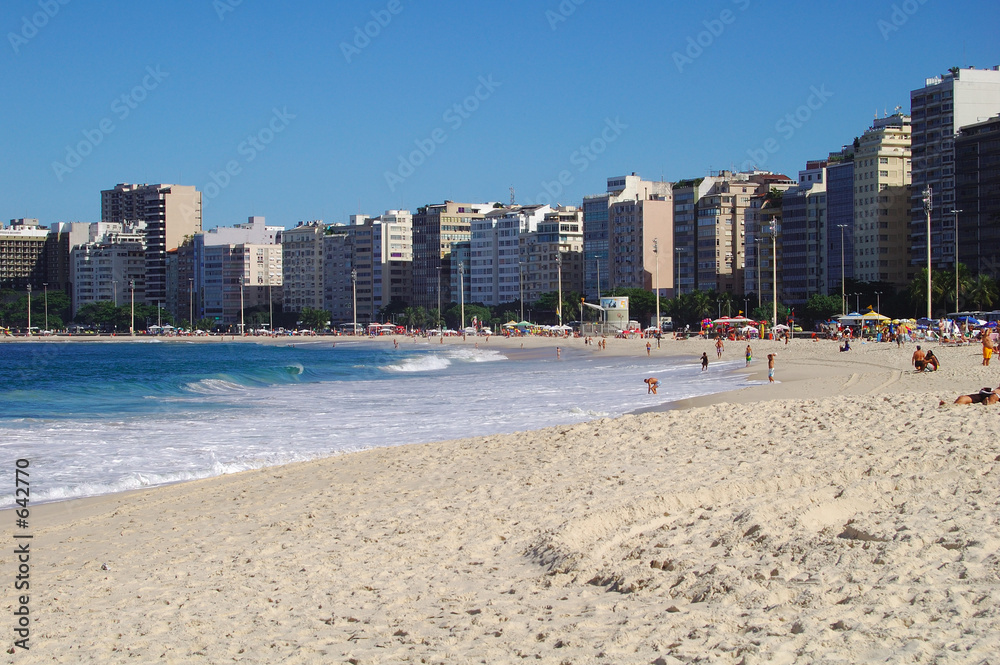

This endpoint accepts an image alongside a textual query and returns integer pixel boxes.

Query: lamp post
[188,278,194,331]
[837,224,847,315]
[594,254,601,299]
[25,284,31,336]
[435,265,442,329]
[875,291,882,315]
[653,238,661,331]
[267,271,273,336]
[113,280,118,307]
[518,261,524,322]
[923,186,933,319]
[674,247,682,297]
[458,261,465,330]
[157,300,161,328]
[129,279,135,336]
[43,282,48,332]
[351,268,358,335]
[555,254,562,326]
[950,208,963,313]
[238,276,245,336]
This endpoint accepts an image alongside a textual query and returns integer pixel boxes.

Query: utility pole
[653,238,660,331]
[459,261,465,330]
[351,268,358,335]
[129,279,135,336]
[951,208,963,313]
[924,186,933,319]
[25,284,31,336]
[555,254,563,326]
[837,224,847,315]
[43,282,48,332]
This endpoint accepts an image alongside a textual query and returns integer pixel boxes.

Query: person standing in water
[701,352,709,371]
[745,344,752,367]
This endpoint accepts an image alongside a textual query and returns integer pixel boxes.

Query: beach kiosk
[600,297,629,332]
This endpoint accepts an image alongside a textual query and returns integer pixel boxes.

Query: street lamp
[594,254,602,299]
[518,261,524,322]
[652,238,660,330]
[950,208,963,313]
[458,261,465,330]
[923,186,933,319]
[43,282,48,332]
[129,279,135,336]
[435,265,442,329]
[113,280,118,307]
[351,268,358,335]
[238,276,245,336]
[25,284,31,336]
[267,270,273,336]
[188,278,194,331]
[837,224,847,315]
[674,247,682,297]
[875,291,882,315]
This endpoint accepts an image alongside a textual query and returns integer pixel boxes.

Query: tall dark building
[955,115,1000,278]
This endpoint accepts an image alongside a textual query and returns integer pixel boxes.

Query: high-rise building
[100,183,202,307]
[71,222,147,316]
[609,188,673,294]
[282,221,326,313]
[853,113,912,287]
[583,174,671,297]
[372,210,413,313]
[411,201,494,309]
[955,114,1000,279]
[0,219,49,290]
[470,205,550,306]
[909,67,1000,276]
[781,161,828,306]
[825,149,855,302]
[45,222,91,296]
[520,206,584,311]
[744,174,796,299]
[323,226,354,325]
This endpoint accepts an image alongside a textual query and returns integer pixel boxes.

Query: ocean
[0,340,745,507]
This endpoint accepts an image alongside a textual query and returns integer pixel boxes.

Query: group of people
[911,345,940,372]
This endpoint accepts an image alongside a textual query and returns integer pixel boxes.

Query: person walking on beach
[767,353,776,383]
[646,341,651,356]
[701,352,709,371]
[715,337,724,358]
[983,331,994,366]
[745,344,752,367]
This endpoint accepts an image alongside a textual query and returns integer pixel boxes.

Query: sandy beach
[4,334,1000,663]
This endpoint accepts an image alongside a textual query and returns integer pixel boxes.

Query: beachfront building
[70,222,147,316]
[955,115,1000,279]
[520,207,585,310]
[0,219,50,290]
[411,202,494,309]
[470,205,550,306]
[100,183,202,308]
[583,174,670,298]
[282,221,326,313]
[909,67,1000,277]
[323,226,354,326]
[825,150,855,302]
[743,174,797,300]
[780,161,828,307]
[853,112,912,287]
[45,222,91,297]
[609,188,673,295]
[371,210,413,314]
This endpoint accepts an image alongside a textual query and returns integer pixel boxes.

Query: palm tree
[906,268,949,316]
[966,274,998,311]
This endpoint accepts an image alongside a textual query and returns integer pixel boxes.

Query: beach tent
[860,311,890,322]
[773,324,790,332]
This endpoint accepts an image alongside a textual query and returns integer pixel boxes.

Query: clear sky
[2,0,997,229]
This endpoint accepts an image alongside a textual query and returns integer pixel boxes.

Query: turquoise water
[0,340,744,506]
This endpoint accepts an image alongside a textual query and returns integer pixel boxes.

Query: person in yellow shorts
[983,331,994,366]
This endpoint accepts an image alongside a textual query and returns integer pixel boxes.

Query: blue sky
[2,0,997,229]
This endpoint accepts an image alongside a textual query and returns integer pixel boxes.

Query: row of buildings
[3,67,999,326]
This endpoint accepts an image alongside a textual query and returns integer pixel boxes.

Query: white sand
[4,336,1000,663]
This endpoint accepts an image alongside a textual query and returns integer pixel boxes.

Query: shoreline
[4,337,998,662]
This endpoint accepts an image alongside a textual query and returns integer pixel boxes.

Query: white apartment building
[853,113,911,286]
[71,222,147,315]
[521,206,584,313]
[470,205,550,306]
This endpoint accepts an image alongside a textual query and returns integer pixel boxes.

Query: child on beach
[767,353,775,383]
[701,352,709,371]
[745,345,752,367]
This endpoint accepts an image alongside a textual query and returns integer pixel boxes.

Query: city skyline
[2,0,997,229]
